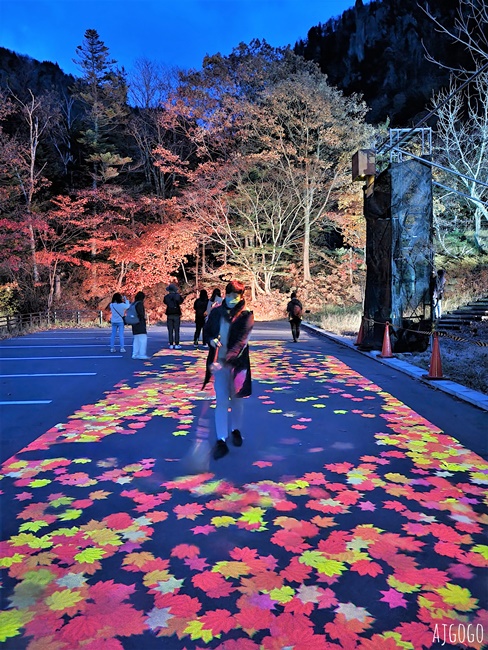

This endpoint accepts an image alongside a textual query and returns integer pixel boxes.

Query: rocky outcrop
[295,0,468,125]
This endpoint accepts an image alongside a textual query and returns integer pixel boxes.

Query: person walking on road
[193,289,208,347]
[131,291,150,359]
[109,292,130,352]
[164,283,184,349]
[203,281,254,460]
[286,292,303,342]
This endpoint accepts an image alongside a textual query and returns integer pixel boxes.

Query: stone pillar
[361,159,433,351]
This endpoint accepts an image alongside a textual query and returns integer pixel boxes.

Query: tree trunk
[303,212,311,282]
[195,243,199,290]
[55,273,62,300]
[27,220,39,283]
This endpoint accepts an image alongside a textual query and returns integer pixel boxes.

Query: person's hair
[135,291,145,301]
[210,288,221,300]
[438,269,445,277]
[112,292,123,304]
[290,292,297,299]
[225,281,245,296]
[199,289,208,301]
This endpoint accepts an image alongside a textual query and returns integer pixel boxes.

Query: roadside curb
[302,322,488,413]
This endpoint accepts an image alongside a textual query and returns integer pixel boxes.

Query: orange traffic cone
[423,333,444,380]
[354,318,365,346]
[378,321,394,358]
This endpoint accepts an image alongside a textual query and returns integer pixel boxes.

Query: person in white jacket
[109,292,130,352]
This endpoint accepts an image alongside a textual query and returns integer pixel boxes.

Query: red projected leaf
[104,513,133,530]
[154,592,201,617]
[397,621,434,647]
[229,546,258,563]
[271,529,310,553]
[89,580,136,610]
[61,614,106,644]
[324,462,354,473]
[317,530,350,554]
[173,503,204,520]
[170,544,200,559]
[434,541,465,559]
[200,608,234,634]
[280,557,312,583]
[351,559,383,577]
[235,605,274,632]
[192,571,235,598]
[106,603,146,636]
[383,500,407,512]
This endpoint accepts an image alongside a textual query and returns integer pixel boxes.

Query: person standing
[203,281,254,460]
[131,291,149,359]
[109,292,130,352]
[193,289,208,346]
[206,288,223,321]
[286,292,303,342]
[164,283,184,349]
[433,269,446,320]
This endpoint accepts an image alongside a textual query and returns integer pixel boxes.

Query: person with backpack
[286,292,303,342]
[109,292,131,352]
[193,289,208,347]
[202,280,254,460]
[130,291,149,359]
[164,283,185,349]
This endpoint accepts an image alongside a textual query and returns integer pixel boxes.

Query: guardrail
[0,310,104,337]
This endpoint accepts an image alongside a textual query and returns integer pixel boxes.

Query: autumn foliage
[0,34,374,315]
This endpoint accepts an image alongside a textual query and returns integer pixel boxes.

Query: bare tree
[128,57,179,108]
[422,0,488,73]
[7,89,60,282]
[433,73,488,251]
[422,0,488,252]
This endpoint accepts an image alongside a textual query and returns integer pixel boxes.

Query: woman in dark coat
[164,283,184,349]
[131,291,149,359]
[193,289,209,346]
[202,280,254,459]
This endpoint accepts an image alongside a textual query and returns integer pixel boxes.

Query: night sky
[1,0,358,76]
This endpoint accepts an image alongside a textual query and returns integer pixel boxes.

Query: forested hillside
[295,0,468,125]
[0,0,486,321]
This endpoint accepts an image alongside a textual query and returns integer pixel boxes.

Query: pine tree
[72,29,130,188]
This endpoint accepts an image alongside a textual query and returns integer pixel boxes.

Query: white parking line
[3,345,126,348]
[0,373,97,378]
[0,400,52,405]
[0,356,123,360]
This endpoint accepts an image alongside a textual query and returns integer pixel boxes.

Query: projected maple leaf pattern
[0,342,486,648]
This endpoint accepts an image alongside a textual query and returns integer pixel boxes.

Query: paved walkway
[303,322,488,413]
[0,323,486,649]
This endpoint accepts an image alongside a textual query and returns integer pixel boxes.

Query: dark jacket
[202,301,254,397]
[164,291,184,316]
[131,301,147,335]
[286,298,303,320]
[194,297,207,323]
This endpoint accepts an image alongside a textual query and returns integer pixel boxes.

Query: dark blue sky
[1,0,356,76]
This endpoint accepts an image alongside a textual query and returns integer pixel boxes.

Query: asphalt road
[1,322,485,463]
[0,322,486,649]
